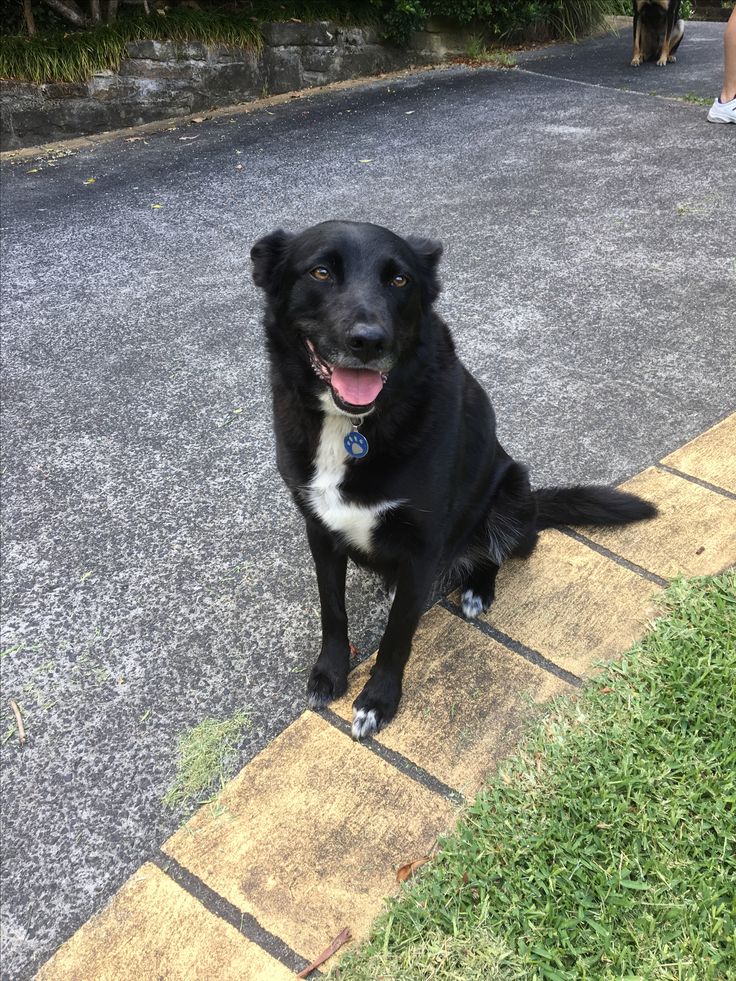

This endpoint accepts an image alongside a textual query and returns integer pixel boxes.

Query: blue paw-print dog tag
[344,431,369,459]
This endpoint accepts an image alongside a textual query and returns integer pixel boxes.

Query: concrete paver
[661,412,736,494]
[36,863,294,981]
[332,604,572,795]
[466,530,660,676]
[584,467,736,579]
[162,712,455,959]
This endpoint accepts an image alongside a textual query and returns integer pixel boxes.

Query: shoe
[707,97,736,123]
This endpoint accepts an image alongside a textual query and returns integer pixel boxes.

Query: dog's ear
[250,229,294,294]
[406,235,443,301]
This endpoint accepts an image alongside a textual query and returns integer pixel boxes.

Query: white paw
[352,707,379,740]
[461,589,484,620]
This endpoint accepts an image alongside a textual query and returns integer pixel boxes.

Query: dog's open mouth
[306,339,388,412]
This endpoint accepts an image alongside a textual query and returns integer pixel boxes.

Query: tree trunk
[90,0,102,23]
[106,0,119,23]
[42,0,88,27]
[23,0,37,34]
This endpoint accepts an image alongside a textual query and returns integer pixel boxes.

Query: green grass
[163,709,252,812]
[680,92,712,106]
[0,3,377,84]
[337,572,736,980]
[464,36,517,66]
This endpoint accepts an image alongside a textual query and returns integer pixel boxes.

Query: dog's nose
[346,323,387,363]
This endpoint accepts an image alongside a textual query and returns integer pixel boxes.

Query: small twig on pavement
[296,927,351,978]
[9,700,26,746]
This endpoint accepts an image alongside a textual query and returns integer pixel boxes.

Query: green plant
[0,2,380,83]
[0,9,263,83]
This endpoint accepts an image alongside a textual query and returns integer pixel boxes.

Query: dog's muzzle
[305,339,388,412]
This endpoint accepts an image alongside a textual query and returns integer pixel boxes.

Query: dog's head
[250,221,443,415]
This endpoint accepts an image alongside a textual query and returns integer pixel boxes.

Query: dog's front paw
[630,56,642,67]
[656,55,667,66]
[667,54,677,63]
[351,672,401,740]
[307,663,348,709]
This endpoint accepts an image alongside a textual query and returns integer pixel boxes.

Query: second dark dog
[631,0,685,66]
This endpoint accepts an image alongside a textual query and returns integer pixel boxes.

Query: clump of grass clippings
[163,709,252,812]
[338,572,736,980]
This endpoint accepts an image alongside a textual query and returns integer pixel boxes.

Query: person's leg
[720,7,736,102]
[708,8,736,122]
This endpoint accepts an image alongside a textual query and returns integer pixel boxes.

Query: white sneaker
[707,97,736,123]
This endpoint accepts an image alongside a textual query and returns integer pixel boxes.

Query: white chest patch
[305,394,402,554]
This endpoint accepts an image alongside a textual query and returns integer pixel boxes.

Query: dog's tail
[533,485,657,531]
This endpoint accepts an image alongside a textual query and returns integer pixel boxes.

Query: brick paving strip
[36,413,736,980]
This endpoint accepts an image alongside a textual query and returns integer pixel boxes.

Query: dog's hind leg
[661,18,685,63]
[305,519,351,709]
[658,1,684,64]
[461,558,499,620]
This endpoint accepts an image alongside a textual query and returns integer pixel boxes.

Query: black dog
[631,0,684,66]
[250,221,656,740]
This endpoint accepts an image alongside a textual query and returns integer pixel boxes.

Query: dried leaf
[296,927,351,978]
[151,204,163,209]
[349,642,360,658]
[396,857,428,883]
[83,177,96,184]
[600,686,614,695]
[191,116,206,124]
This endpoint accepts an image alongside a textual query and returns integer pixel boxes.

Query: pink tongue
[331,367,384,407]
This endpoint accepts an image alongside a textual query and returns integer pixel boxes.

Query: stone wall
[0,19,477,151]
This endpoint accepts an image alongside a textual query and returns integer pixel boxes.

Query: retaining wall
[0,19,478,150]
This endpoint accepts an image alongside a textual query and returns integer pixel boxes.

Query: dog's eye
[390,274,409,288]
[310,267,331,282]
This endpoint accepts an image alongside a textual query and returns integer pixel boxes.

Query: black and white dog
[250,221,656,740]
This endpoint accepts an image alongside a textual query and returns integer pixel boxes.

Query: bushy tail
[534,485,657,531]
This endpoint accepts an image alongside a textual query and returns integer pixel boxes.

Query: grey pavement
[1,19,734,980]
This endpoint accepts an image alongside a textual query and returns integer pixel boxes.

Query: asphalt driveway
[1,19,734,980]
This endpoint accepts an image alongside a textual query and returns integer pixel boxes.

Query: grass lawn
[336,572,736,980]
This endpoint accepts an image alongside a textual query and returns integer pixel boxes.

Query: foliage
[0,2,379,83]
[373,0,697,45]
[338,573,736,979]
[0,9,261,83]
